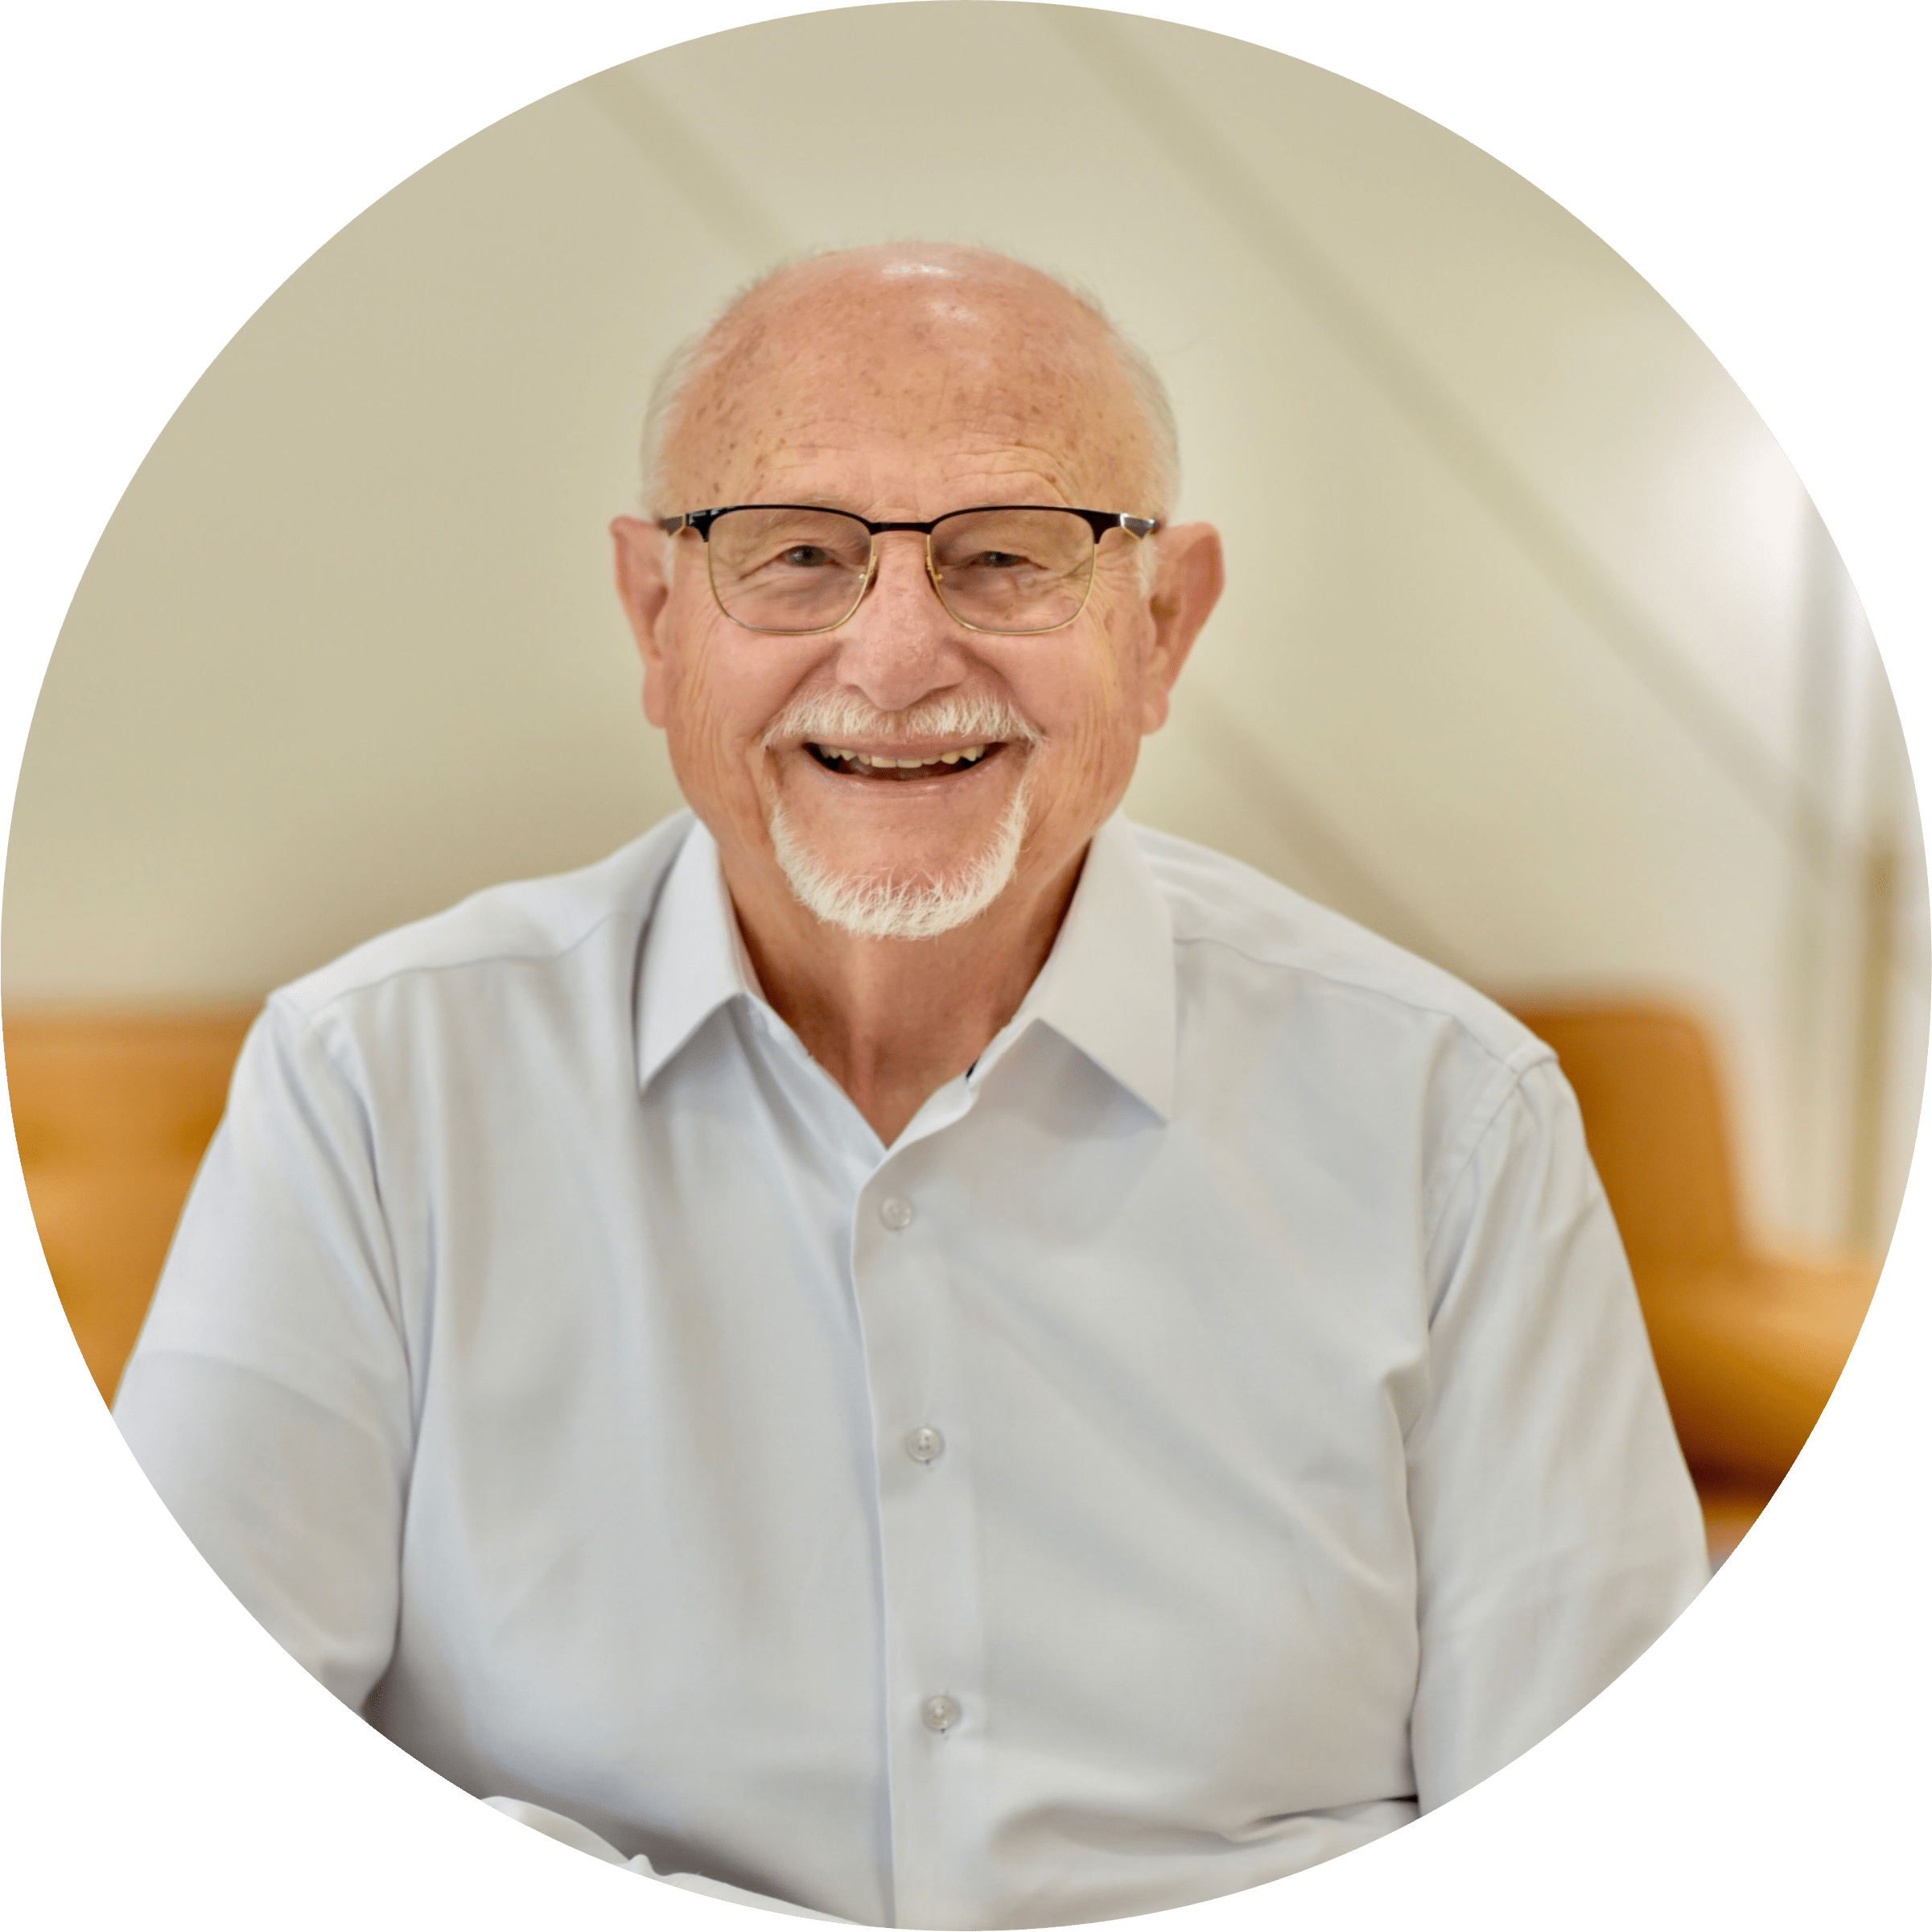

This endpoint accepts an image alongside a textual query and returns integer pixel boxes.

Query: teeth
[813,744,991,769]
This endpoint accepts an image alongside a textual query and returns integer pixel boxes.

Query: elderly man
[117,244,1707,1927]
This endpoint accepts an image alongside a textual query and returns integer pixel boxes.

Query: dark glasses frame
[656,503,1160,635]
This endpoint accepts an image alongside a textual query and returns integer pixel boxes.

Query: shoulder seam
[1170,927,1555,1082]
[282,901,634,1028]
[1419,1052,1556,1262]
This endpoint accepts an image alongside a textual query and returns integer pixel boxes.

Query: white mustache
[764,690,1043,751]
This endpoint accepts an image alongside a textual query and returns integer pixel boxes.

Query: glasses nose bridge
[858,521,945,614]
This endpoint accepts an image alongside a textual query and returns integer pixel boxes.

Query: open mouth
[804,741,1007,781]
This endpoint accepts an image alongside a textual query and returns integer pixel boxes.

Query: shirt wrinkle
[123,1343,398,1455]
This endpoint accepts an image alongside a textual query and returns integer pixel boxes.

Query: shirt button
[879,1195,915,1231]
[906,1427,945,1464]
[921,1694,960,1733]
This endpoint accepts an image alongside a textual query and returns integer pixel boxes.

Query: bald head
[643,244,1179,521]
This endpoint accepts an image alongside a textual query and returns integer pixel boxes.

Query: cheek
[1026,651,1148,812]
[657,624,826,809]
[657,636,758,786]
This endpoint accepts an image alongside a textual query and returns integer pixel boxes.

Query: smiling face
[612,247,1221,949]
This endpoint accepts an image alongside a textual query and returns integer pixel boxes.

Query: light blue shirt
[117,813,1707,1928]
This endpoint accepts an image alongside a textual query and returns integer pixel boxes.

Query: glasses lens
[930,509,1097,632]
[708,508,872,632]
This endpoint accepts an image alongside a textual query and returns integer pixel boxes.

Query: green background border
[7,0,1924,1924]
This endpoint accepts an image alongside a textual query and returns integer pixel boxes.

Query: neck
[721,842,1086,1146]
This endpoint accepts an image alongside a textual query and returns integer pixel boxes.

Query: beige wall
[6,5,1923,1252]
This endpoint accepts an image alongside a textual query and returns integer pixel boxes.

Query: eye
[779,545,834,568]
[971,550,1030,571]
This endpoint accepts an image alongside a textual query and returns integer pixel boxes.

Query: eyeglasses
[657,503,1160,636]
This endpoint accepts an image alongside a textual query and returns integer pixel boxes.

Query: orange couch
[1508,1000,1880,1555]
[6,1009,257,1402]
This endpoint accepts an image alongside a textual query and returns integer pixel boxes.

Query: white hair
[761,686,1042,941]
[638,245,1181,527]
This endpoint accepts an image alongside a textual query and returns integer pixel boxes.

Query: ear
[1138,521,1225,733]
[611,516,676,726]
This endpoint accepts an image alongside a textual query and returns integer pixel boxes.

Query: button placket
[851,1155,987,1924]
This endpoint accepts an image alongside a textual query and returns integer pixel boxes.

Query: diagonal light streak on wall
[579,66,794,268]
[1175,684,1477,977]
[1051,6,1848,886]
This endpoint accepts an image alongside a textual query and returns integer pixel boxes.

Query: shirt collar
[992,814,1176,1120]
[636,814,1176,1118]
[636,818,761,1094]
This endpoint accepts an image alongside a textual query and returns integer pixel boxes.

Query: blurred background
[4,5,1923,1562]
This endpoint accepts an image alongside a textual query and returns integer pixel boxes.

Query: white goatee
[764,691,1039,942]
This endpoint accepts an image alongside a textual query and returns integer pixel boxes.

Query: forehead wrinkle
[735,420,1095,517]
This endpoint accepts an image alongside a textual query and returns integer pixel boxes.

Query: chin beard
[768,777,1031,941]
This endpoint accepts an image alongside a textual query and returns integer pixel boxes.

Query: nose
[827,531,971,714]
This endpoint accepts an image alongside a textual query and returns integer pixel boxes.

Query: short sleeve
[1406,1053,1708,1807]
[114,994,414,1709]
